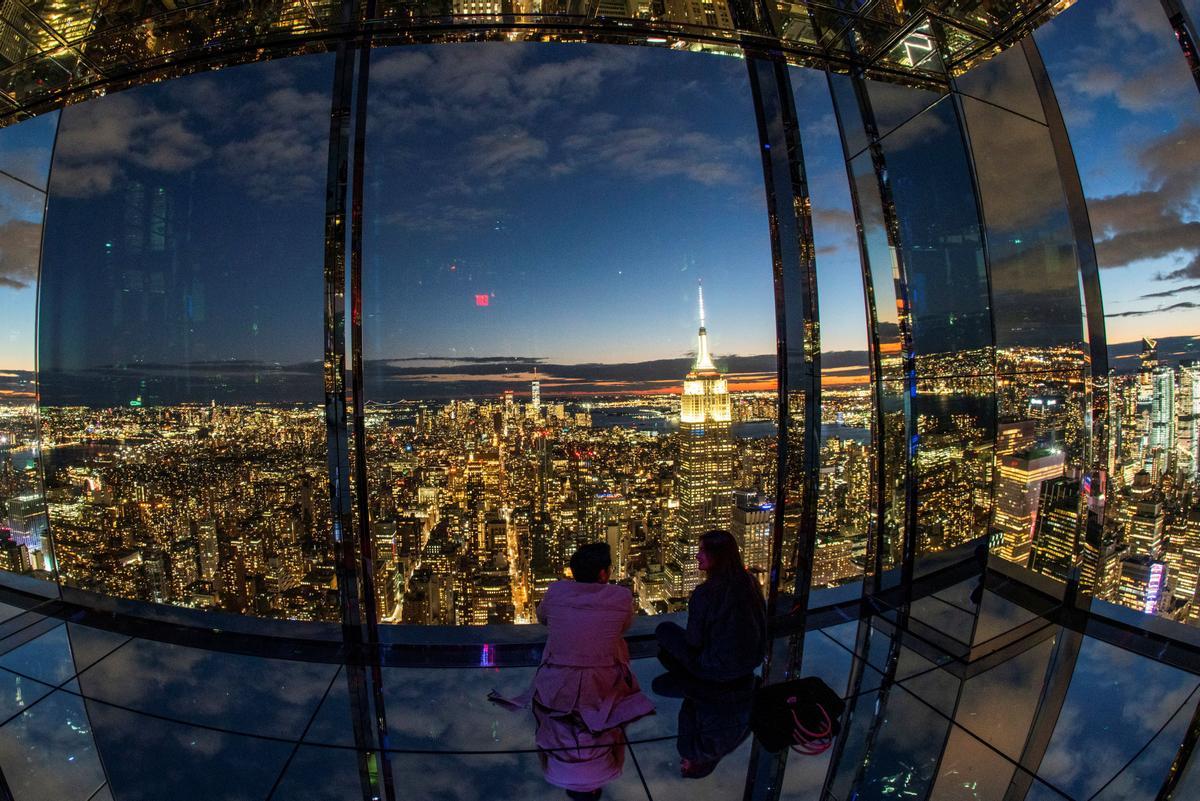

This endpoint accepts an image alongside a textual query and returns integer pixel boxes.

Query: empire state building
[668,284,734,598]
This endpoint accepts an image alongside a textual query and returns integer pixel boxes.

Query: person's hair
[570,542,612,583]
[699,529,746,580]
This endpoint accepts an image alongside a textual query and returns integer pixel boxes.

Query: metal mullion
[1001,625,1084,801]
[1157,690,1200,799]
[346,3,396,797]
[853,70,918,603]
[1161,0,1200,91]
[320,3,381,799]
[740,51,820,801]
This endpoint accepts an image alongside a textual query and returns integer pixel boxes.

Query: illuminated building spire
[694,281,716,372]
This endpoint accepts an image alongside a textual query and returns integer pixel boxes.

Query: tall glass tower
[1150,365,1176,464]
[668,285,734,598]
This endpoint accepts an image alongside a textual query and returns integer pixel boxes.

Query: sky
[0,5,1195,403]
[1036,0,1200,352]
[358,44,778,390]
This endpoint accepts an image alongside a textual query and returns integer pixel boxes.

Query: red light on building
[475,294,489,307]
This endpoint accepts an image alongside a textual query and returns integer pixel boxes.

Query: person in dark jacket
[653,530,766,777]
[655,529,768,686]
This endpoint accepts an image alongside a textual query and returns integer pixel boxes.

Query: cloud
[468,127,549,178]
[1140,283,1200,299]
[52,77,328,203]
[52,93,211,197]
[1105,301,1198,318]
[1087,123,1200,279]
[0,219,43,289]
[558,117,750,186]
[1059,1,1185,115]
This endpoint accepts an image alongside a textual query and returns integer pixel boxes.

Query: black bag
[750,677,845,754]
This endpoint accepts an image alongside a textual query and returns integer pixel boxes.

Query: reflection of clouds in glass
[1037,637,1199,798]
[0,692,106,801]
[369,44,756,197]
[51,93,209,197]
[76,638,336,739]
[51,61,329,204]
[0,219,42,289]
[85,699,290,801]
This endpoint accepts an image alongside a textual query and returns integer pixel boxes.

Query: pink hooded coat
[493,580,655,792]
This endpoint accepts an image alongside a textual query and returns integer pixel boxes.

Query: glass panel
[848,151,906,586]
[0,691,106,801]
[779,626,858,798]
[865,78,946,141]
[360,44,775,623]
[1092,688,1199,800]
[972,586,1053,645]
[961,98,1082,363]
[0,171,52,584]
[881,21,946,74]
[388,750,652,800]
[631,736,751,799]
[913,377,995,563]
[954,632,1056,760]
[826,681,952,800]
[828,71,869,158]
[955,44,1045,122]
[268,744,370,801]
[38,55,338,621]
[775,2,819,45]
[0,623,78,685]
[1036,0,1200,627]
[83,699,293,801]
[63,622,129,675]
[993,369,1086,575]
[879,98,990,367]
[0,667,53,723]
[792,66,870,596]
[928,726,1016,801]
[305,663,538,749]
[1036,636,1199,799]
[0,110,58,189]
[22,1,97,43]
[74,638,337,740]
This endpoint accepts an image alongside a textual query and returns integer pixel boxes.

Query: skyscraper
[993,447,1066,566]
[732,489,773,585]
[1177,362,1198,482]
[1150,364,1176,462]
[1029,475,1080,583]
[668,285,734,598]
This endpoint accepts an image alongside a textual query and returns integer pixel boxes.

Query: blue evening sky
[1036,0,1200,348]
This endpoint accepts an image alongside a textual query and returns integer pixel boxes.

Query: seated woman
[655,530,766,777]
[491,542,654,800]
[656,529,767,687]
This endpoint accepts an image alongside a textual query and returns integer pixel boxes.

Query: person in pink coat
[491,543,654,800]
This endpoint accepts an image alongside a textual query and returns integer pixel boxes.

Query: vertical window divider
[741,50,821,801]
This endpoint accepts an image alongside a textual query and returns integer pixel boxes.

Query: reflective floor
[0,570,1195,801]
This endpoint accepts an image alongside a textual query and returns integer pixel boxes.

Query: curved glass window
[791,66,871,596]
[1037,0,1200,623]
[0,111,57,587]
[38,56,338,620]
[360,44,776,624]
